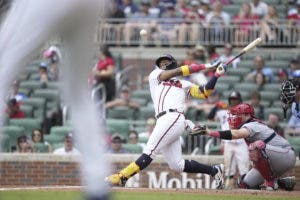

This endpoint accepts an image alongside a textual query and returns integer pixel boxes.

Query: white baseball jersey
[149,68,193,116]
[143,67,197,172]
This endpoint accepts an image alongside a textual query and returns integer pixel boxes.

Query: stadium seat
[131,97,148,106]
[216,75,241,87]
[227,67,251,77]
[0,126,25,151]
[20,104,34,118]
[32,88,60,103]
[44,134,65,145]
[22,97,46,119]
[132,89,151,102]
[233,82,259,92]
[24,65,39,75]
[215,82,231,91]
[50,126,73,136]
[45,82,62,90]
[106,119,130,139]
[264,107,285,120]
[0,133,10,152]
[122,143,143,154]
[52,142,64,150]
[263,83,281,91]
[33,143,49,153]
[287,137,300,157]
[138,137,148,143]
[266,60,289,70]
[222,90,249,100]
[106,106,136,120]
[237,60,253,68]
[18,88,31,97]
[260,91,280,102]
[19,81,43,92]
[136,106,155,120]
[9,118,42,135]
[223,5,240,17]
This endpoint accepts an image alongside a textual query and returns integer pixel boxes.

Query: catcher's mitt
[187,124,207,136]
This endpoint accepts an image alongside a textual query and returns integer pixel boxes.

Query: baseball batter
[106,54,226,189]
[205,103,296,190]
[215,91,250,189]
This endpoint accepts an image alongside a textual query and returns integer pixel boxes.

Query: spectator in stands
[149,0,165,18]
[139,117,156,139]
[175,0,190,18]
[37,62,52,84]
[245,55,274,83]
[106,133,129,153]
[119,0,139,18]
[128,130,146,150]
[266,113,285,138]
[107,0,126,43]
[205,45,220,77]
[254,71,266,90]
[5,98,25,119]
[192,90,226,120]
[210,0,231,5]
[109,0,126,20]
[53,133,81,155]
[9,79,27,102]
[232,3,259,44]
[151,3,184,45]
[43,45,61,81]
[16,135,33,153]
[193,45,208,64]
[250,0,268,19]
[287,0,300,31]
[31,128,52,152]
[91,45,116,102]
[123,0,158,45]
[105,86,140,109]
[249,91,265,120]
[205,0,230,40]
[278,68,289,82]
[219,43,240,69]
[288,58,300,78]
[260,5,282,43]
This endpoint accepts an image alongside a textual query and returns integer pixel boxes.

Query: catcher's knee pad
[248,140,273,181]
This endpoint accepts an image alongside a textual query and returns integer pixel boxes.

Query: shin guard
[249,140,274,182]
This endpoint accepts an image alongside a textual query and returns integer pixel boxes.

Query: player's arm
[188,65,226,99]
[208,128,250,140]
[158,61,221,81]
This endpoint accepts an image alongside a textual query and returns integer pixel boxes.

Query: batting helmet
[155,54,178,70]
[228,90,242,106]
[228,103,254,129]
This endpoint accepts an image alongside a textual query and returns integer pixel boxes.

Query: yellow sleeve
[189,85,214,99]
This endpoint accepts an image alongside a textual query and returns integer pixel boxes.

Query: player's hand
[187,124,208,136]
[204,59,221,70]
[214,63,227,77]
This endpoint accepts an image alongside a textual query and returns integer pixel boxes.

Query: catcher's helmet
[280,80,297,105]
[155,54,178,70]
[228,103,254,129]
[228,90,242,106]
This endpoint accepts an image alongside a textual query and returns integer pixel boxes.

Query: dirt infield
[1,186,300,197]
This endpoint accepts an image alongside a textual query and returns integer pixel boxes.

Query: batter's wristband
[181,65,190,76]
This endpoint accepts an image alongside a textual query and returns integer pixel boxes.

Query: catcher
[191,103,296,191]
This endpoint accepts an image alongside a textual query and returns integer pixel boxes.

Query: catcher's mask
[155,54,178,70]
[280,80,298,105]
[228,103,254,129]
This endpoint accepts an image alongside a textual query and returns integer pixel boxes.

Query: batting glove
[214,63,227,77]
[187,124,208,136]
[204,59,222,70]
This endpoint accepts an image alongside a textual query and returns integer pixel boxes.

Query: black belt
[264,132,276,144]
[156,109,182,119]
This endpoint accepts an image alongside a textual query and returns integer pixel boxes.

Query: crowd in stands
[1,0,300,158]
[102,0,300,45]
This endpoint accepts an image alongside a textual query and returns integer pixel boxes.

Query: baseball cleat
[262,180,278,191]
[213,164,225,189]
[278,176,296,191]
[105,173,127,187]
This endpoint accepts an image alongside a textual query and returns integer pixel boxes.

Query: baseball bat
[225,38,262,65]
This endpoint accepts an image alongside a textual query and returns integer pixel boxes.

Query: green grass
[0,190,298,200]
